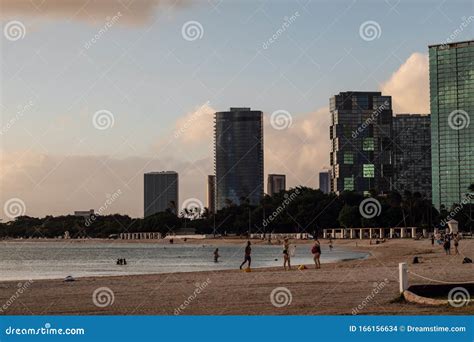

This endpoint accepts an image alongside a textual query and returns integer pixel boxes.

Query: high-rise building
[329,91,393,195]
[319,171,331,194]
[207,175,216,214]
[144,171,178,217]
[429,40,474,210]
[214,107,264,210]
[267,174,286,196]
[393,114,432,197]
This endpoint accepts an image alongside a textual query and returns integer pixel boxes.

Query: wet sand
[0,239,472,315]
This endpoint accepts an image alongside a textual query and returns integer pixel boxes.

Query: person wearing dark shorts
[240,241,252,269]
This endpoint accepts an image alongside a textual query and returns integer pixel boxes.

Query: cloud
[0,0,187,26]
[380,52,429,114]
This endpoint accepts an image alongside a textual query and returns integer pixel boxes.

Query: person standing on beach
[239,241,252,269]
[283,238,291,270]
[443,237,451,255]
[431,234,434,246]
[311,239,321,269]
[214,248,220,262]
[454,235,460,255]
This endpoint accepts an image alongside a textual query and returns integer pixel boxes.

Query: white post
[359,229,363,239]
[390,228,394,238]
[401,228,407,238]
[350,229,355,239]
[323,229,327,239]
[422,229,428,238]
[399,262,408,293]
[411,227,416,239]
[379,228,383,238]
[369,228,373,239]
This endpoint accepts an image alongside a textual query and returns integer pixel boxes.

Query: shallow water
[0,241,368,281]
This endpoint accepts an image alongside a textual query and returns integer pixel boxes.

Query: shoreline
[0,240,370,282]
[0,239,472,315]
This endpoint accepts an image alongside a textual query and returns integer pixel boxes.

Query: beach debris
[298,265,306,270]
[243,267,251,273]
[412,256,421,264]
[462,257,472,264]
[64,275,75,282]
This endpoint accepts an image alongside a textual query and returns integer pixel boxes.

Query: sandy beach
[0,238,472,315]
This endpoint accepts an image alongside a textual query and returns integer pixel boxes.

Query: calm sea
[0,241,368,281]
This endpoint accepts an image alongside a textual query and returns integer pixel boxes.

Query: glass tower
[214,108,264,211]
[392,114,432,197]
[429,40,474,210]
[329,92,393,195]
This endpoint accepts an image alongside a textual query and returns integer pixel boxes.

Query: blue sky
[1,0,473,219]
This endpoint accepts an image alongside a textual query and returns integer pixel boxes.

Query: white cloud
[380,52,429,114]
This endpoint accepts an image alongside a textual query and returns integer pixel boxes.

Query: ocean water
[0,241,368,281]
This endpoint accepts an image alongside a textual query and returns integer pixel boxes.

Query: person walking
[214,248,220,262]
[311,239,321,269]
[239,241,252,270]
[283,238,291,270]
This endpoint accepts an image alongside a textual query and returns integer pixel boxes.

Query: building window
[344,152,354,164]
[363,164,375,178]
[344,177,354,191]
[363,138,375,151]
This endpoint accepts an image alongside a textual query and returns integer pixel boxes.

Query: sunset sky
[1,0,472,220]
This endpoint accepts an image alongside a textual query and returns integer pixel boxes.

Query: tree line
[1,185,473,239]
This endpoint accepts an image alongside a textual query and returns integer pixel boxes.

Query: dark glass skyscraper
[214,108,264,210]
[392,114,432,197]
[144,171,178,217]
[429,40,474,210]
[329,91,393,195]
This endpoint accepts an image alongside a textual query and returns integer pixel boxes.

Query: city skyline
[1,0,472,220]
